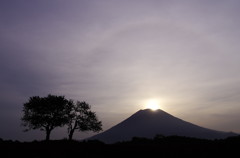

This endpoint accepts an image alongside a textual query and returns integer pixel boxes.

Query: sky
[1,0,240,141]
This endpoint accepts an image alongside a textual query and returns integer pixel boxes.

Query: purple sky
[1,0,240,141]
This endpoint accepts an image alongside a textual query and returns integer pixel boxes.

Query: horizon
[2,107,239,141]
[1,0,240,141]
[90,108,238,143]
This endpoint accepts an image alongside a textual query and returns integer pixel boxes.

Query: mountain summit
[89,109,237,143]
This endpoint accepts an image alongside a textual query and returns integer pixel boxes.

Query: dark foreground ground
[1,135,240,158]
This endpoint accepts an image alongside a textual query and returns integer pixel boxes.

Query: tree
[67,101,102,140]
[21,94,71,141]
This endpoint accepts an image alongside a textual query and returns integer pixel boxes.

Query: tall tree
[67,101,102,140]
[21,94,71,141]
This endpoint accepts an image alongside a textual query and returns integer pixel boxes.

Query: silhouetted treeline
[1,136,240,158]
[22,94,102,141]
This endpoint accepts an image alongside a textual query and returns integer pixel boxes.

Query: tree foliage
[21,94,71,141]
[67,101,102,140]
[22,94,102,141]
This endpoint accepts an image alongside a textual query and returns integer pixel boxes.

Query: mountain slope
[89,109,237,143]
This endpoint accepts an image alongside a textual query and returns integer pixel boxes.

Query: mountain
[89,109,237,143]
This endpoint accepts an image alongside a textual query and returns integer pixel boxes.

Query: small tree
[21,94,71,141]
[67,101,102,140]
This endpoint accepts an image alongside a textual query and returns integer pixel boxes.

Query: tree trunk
[46,129,51,141]
[69,121,78,140]
[68,129,75,140]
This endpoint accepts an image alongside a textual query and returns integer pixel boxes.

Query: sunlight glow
[145,99,160,111]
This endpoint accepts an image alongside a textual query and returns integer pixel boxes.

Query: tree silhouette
[21,94,71,141]
[67,101,102,140]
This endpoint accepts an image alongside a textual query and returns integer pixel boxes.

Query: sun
[145,99,160,111]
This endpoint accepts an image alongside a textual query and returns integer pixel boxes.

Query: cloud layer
[1,0,240,140]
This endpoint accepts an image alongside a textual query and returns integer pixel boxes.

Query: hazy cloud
[1,0,240,140]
